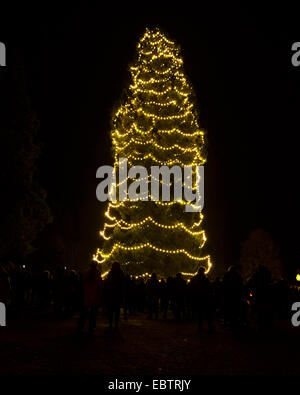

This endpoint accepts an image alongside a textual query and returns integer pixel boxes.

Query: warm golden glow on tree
[93,28,211,277]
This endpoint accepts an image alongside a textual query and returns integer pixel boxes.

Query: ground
[0,312,299,375]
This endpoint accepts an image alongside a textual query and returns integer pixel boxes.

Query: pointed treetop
[137,28,178,55]
[132,28,183,76]
[139,27,176,46]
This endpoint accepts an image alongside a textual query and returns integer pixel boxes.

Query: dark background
[1,3,299,277]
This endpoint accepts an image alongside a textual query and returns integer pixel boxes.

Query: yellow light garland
[94,242,211,264]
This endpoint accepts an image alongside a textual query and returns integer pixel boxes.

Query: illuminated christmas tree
[94,28,211,278]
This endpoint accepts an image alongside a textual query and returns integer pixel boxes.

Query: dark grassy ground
[0,312,299,375]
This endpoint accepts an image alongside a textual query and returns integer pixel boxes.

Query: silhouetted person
[213,277,223,319]
[123,274,136,319]
[23,267,32,307]
[159,278,168,318]
[37,270,52,311]
[174,273,186,321]
[136,277,146,313]
[167,276,176,316]
[190,267,214,332]
[104,262,124,330]
[77,261,103,336]
[0,264,11,306]
[131,278,139,314]
[185,280,193,319]
[65,270,80,315]
[250,265,273,332]
[53,267,67,316]
[9,264,27,317]
[146,273,160,319]
[272,279,289,320]
[223,265,244,329]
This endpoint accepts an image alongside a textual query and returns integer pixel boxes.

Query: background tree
[239,228,284,280]
[0,56,52,260]
[94,28,211,277]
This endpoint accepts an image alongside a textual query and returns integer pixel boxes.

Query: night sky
[1,3,299,277]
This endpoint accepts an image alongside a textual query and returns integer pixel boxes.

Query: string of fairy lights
[94,242,211,267]
[100,216,206,238]
[114,152,205,168]
[113,123,205,138]
[104,200,205,216]
[114,137,201,154]
[93,28,211,276]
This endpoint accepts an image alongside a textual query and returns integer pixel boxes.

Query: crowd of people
[0,263,81,318]
[0,260,297,336]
